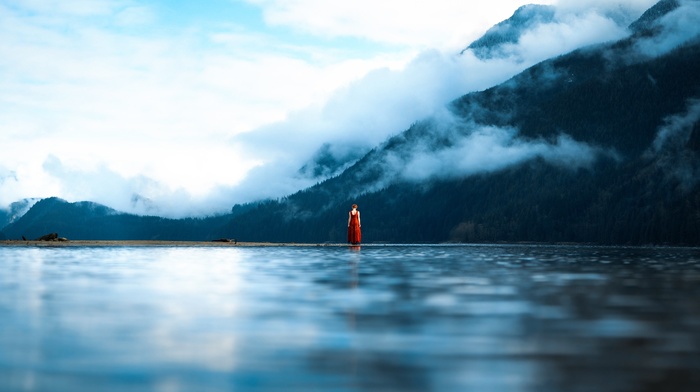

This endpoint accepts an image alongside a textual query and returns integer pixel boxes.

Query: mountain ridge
[3,0,700,245]
[462,4,556,59]
[214,0,700,245]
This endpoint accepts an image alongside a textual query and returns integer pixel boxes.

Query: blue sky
[0,0,660,217]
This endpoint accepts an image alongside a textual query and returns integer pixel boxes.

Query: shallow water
[1,244,700,392]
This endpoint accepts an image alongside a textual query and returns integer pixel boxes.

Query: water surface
[1,244,699,391]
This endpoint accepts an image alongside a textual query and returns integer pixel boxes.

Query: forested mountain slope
[4,0,699,245]
[217,1,700,245]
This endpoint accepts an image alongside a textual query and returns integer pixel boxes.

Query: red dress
[348,211,361,244]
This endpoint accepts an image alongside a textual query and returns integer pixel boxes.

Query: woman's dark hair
[351,204,358,209]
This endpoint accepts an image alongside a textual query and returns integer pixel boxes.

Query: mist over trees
[3,0,700,246]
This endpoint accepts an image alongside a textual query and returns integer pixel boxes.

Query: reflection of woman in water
[347,204,361,245]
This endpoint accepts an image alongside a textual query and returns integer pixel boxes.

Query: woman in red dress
[347,204,361,245]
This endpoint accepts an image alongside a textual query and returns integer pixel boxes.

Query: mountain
[0,198,39,239]
[629,0,680,33]
[215,0,700,245]
[462,4,556,59]
[294,2,597,184]
[3,0,700,245]
[298,143,367,179]
[462,2,643,60]
[1,197,229,241]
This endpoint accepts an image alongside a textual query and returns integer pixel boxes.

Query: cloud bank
[354,109,614,194]
[633,0,700,58]
[226,1,648,205]
[0,0,659,218]
[649,98,700,190]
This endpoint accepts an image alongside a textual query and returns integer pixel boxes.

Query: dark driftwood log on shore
[32,233,68,241]
[212,238,237,244]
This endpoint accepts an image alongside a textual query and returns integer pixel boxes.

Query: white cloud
[3,0,121,17]
[115,5,155,26]
[652,98,700,152]
[554,0,656,14]
[0,0,402,217]
[0,0,660,218]
[649,98,700,191]
[228,2,646,203]
[398,129,604,182]
[513,11,629,60]
[39,155,231,217]
[633,0,700,58]
[246,0,553,51]
[363,110,609,189]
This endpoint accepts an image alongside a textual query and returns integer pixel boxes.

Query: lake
[1,244,699,391]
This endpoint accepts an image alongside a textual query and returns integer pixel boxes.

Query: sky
[0,0,660,217]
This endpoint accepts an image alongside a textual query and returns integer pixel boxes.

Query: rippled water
[1,244,700,392]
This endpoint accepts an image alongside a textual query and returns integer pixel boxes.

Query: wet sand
[0,240,346,247]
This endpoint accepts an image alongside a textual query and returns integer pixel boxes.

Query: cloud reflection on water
[1,245,699,391]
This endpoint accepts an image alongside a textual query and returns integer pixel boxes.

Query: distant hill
[1,197,229,241]
[0,198,39,239]
[3,0,700,245]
